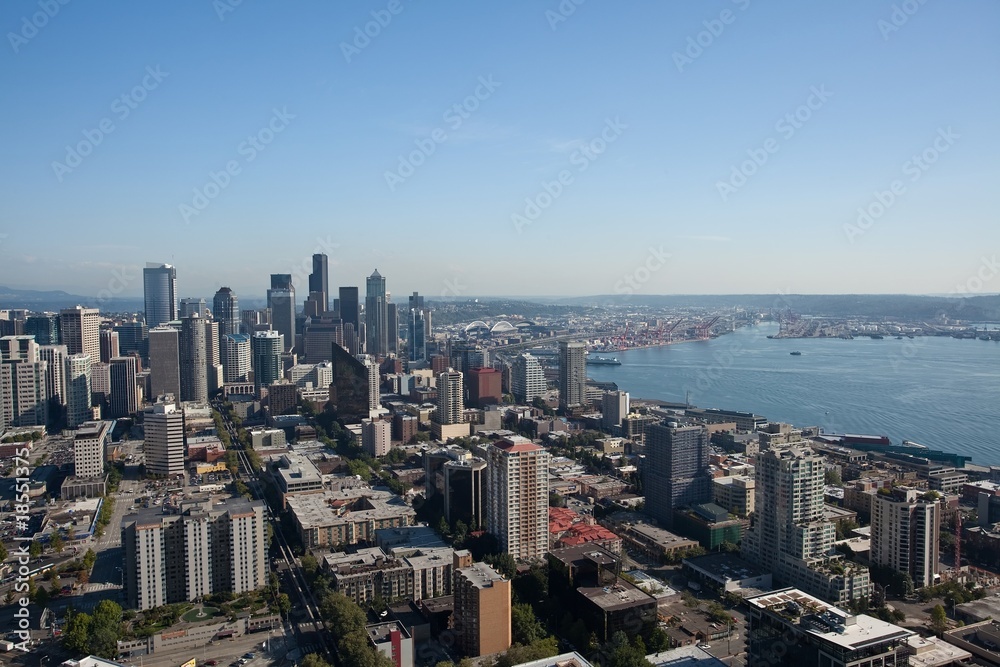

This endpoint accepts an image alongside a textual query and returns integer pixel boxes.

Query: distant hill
[0,286,144,312]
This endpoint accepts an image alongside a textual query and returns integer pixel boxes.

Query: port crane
[696,316,720,340]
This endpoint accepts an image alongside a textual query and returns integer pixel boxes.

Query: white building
[59,306,101,369]
[65,353,93,428]
[144,400,185,476]
[73,421,111,478]
[436,370,464,425]
[601,390,629,432]
[870,487,940,588]
[511,353,546,404]
[39,344,68,406]
[486,436,550,560]
[362,418,392,457]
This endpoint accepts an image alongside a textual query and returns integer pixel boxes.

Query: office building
[303,318,343,363]
[266,381,297,416]
[365,270,388,357]
[407,292,426,362]
[746,588,913,667]
[73,420,111,478]
[486,437,550,560]
[144,400,185,476]
[212,287,240,339]
[309,253,329,313]
[143,263,178,328]
[267,274,295,353]
[558,341,586,411]
[148,326,181,401]
[99,329,120,363]
[64,354,92,428]
[328,344,374,423]
[601,390,629,432]
[467,367,501,408]
[204,319,222,392]
[115,320,147,357]
[25,313,59,345]
[712,475,756,517]
[222,333,251,383]
[870,487,941,588]
[241,308,269,334]
[362,418,392,457]
[122,497,267,611]
[436,370,464,425]
[742,446,871,605]
[179,314,208,403]
[387,302,398,355]
[60,306,100,365]
[252,331,283,394]
[38,344,67,408]
[179,297,205,319]
[453,557,512,658]
[511,352,546,404]
[339,286,360,333]
[444,456,486,528]
[108,356,139,418]
[0,336,48,428]
[643,423,711,529]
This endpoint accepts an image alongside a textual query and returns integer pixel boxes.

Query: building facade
[486,437,550,560]
[143,263,178,328]
[643,423,711,529]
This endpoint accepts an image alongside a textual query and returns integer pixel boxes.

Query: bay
[585,322,1000,465]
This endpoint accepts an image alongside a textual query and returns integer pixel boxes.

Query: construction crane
[665,320,684,342]
[696,316,720,340]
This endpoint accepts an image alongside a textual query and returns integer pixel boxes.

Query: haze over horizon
[1,1,998,300]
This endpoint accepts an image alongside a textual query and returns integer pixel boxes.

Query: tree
[276,593,291,618]
[50,531,64,554]
[29,540,42,559]
[301,554,319,578]
[82,548,97,571]
[0,541,7,563]
[931,604,948,635]
[300,655,332,667]
[63,609,92,654]
[485,552,517,579]
[825,468,842,486]
[512,603,547,645]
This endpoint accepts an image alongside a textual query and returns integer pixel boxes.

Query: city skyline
[1,2,997,297]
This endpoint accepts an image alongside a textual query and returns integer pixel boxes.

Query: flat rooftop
[645,646,725,667]
[579,581,655,611]
[683,552,769,582]
[457,562,506,589]
[365,620,409,644]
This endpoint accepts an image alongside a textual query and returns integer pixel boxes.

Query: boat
[789,351,802,356]
[895,336,903,340]
[586,356,622,366]
[869,334,884,340]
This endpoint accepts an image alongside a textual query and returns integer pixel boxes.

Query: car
[243,653,255,659]
[697,644,711,650]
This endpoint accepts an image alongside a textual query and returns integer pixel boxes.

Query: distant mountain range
[0,286,144,311]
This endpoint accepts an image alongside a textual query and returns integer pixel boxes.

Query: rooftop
[365,620,410,644]
[683,552,769,582]
[578,581,655,611]
[645,646,726,667]
[456,562,506,589]
[286,489,415,530]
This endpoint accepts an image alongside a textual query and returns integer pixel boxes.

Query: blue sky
[1,0,998,301]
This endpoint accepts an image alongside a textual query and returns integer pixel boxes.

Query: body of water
[586,322,1000,464]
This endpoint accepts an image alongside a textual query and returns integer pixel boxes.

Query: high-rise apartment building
[212,287,240,339]
[59,306,100,365]
[204,320,222,393]
[436,370,464,425]
[558,341,586,411]
[122,497,267,611]
[742,445,871,604]
[485,437,550,560]
[870,488,940,588]
[602,390,629,431]
[180,314,208,403]
[252,331,283,393]
[362,418,391,457]
[511,353,546,404]
[144,401,185,476]
[222,333,251,383]
[643,423,710,528]
[39,344,68,409]
[143,263,178,328]
[148,326,181,400]
[467,367,501,408]
[0,336,48,428]
[365,270,388,357]
[453,555,512,658]
[309,253,329,313]
[73,420,111,478]
[108,356,139,418]
[267,274,295,353]
[64,354,92,428]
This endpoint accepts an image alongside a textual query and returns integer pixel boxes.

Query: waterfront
[586,322,1000,465]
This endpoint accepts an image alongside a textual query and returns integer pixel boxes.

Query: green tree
[50,531,64,554]
[512,603,547,645]
[931,604,948,635]
[63,609,92,654]
[277,593,292,618]
[29,540,42,559]
[301,553,319,578]
[0,541,8,563]
[485,552,517,579]
[300,654,332,667]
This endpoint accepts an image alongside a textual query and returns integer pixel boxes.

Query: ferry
[586,356,622,366]
[789,351,802,356]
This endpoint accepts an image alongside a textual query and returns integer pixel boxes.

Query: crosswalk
[288,645,320,659]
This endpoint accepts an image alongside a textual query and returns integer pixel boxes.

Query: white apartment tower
[64,354,93,428]
[362,418,392,457]
[511,353,545,404]
[144,400,185,476]
[436,370,464,425]
[485,437,550,560]
[871,488,941,588]
[73,421,111,478]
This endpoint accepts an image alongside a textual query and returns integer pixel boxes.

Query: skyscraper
[339,286,360,333]
[59,306,100,366]
[73,421,110,478]
[486,437,550,560]
[180,314,208,403]
[115,320,148,357]
[365,270,388,357]
[453,558,512,658]
[24,313,59,345]
[204,319,222,393]
[387,302,398,355]
[558,341,586,410]
[148,326,181,400]
[109,356,139,418]
[212,287,240,338]
[100,328,120,363]
[408,292,427,362]
[643,423,710,528]
[0,336,48,427]
[871,488,940,588]
[179,297,206,319]
[602,390,630,431]
[436,370,464,425]
[222,333,251,383]
[511,353,545,403]
[144,400,185,476]
[251,330,283,393]
[143,263,178,328]
[308,253,329,313]
[267,274,296,353]
[64,354,92,428]
[38,344,68,408]
[467,367,501,408]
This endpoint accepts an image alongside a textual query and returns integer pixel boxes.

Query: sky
[1,0,998,302]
